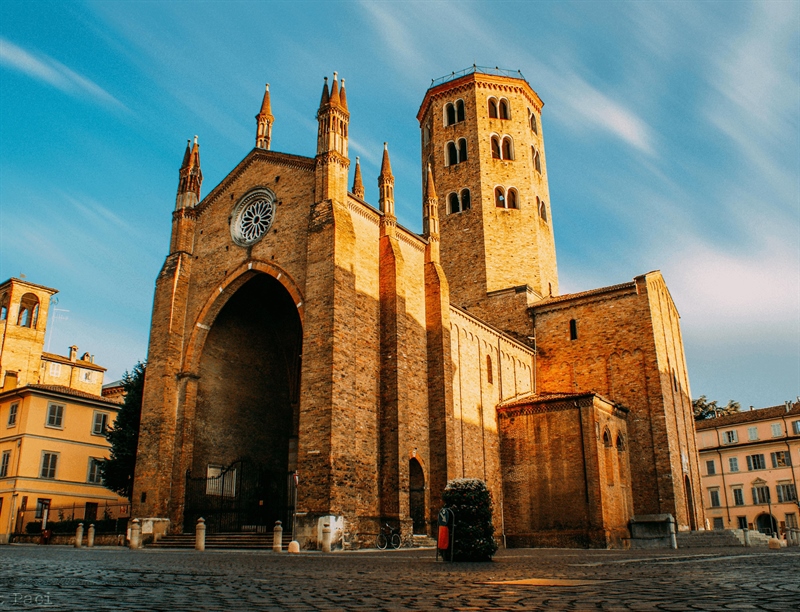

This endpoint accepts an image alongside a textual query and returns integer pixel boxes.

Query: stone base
[628,514,676,549]
[130,518,170,546]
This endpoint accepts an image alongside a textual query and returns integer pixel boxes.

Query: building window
[46,403,64,429]
[0,450,10,478]
[771,451,792,468]
[81,369,93,383]
[456,99,465,122]
[458,138,468,162]
[537,197,548,222]
[709,489,721,507]
[752,484,770,504]
[448,192,460,214]
[736,516,747,529]
[491,136,501,159]
[732,488,745,506]
[92,412,109,436]
[7,402,18,427]
[460,189,471,211]
[445,103,456,126]
[529,110,538,134]
[49,362,61,377]
[533,148,542,174]
[501,136,514,160]
[712,517,724,530]
[34,498,51,519]
[787,513,798,529]
[792,420,800,435]
[494,187,505,208]
[486,354,493,385]
[448,190,471,215]
[771,423,782,437]
[0,293,7,320]
[569,319,578,341]
[776,483,797,503]
[40,452,58,479]
[446,141,458,166]
[498,98,510,119]
[723,430,738,444]
[17,293,40,328]
[746,454,766,470]
[615,435,625,451]
[506,188,518,209]
[488,97,498,119]
[729,457,739,472]
[747,427,759,441]
[87,458,103,484]
[706,460,716,475]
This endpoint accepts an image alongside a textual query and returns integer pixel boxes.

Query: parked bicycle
[376,523,401,550]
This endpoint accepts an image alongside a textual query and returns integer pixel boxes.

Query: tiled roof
[530,281,637,308]
[0,384,118,405]
[695,402,800,430]
[497,391,616,409]
[42,352,106,372]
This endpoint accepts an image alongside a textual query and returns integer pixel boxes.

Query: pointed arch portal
[184,273,302,533]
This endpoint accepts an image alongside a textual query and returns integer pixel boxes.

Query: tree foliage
[442,478,498,562]
[101,361,145,500]
[692,395,741,421]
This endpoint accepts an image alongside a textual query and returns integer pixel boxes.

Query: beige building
[696,402,800,537]
[0,277,127,543]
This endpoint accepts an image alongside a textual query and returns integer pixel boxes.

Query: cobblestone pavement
[1,545,798,611]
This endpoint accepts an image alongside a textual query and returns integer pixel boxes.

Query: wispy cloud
[0,36,125,109]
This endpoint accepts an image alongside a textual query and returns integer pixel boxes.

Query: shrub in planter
[442,478,498,561]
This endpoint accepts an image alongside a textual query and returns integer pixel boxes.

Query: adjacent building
[696,402,800,537]
[0,277,127,543]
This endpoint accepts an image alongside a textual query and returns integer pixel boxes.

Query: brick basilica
[132,67,705,548]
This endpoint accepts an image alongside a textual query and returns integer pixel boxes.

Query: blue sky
[0,1,797,409]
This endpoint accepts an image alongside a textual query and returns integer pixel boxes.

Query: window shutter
[771,452,777,468]
[787,453,792,467]
[752,488,758,504]
[746,456,753,471]
[777,487,785,503]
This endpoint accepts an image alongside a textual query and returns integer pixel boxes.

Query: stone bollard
[768,537,781,550]
[130,518,141,549]
[87,524,95,548]
[743,528,751,547]
[195,517,206,552]
[75,523,84,548]
[793,529,800,547]
[273,521,283,552]
[668,516,677,550]
[288,541,300,553]
[322,522,332,553]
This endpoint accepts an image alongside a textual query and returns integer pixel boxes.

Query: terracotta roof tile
[695,402,800,430]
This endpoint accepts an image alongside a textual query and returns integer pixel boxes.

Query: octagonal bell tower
[417,67,558,337]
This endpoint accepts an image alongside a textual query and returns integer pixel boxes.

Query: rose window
[231,190,276,246]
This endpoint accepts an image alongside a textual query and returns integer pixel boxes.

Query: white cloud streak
[0,36,125,109]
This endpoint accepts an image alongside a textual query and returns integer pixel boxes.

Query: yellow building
[696,402,800,538]
[0,277,128,543]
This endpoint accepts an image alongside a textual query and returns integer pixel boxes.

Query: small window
[0,293,8,320]
[771,451,792,468]
[456,99,465,122]
[92,412,108,436]
[533,149,542,174]
[486,354,493,385]
[506,189,518,209]
[458,138,468,162]
[499,99,510,119]
[771,423,782,437]
[746,454,766,470]
[706,460,716,475]
[736,516,747,529]
[494,187,505,208]
[787,513,799,529]
[40,452,58,479]
[46,404,64,429]
[603,428,612,447]
[501,136,514,160]
[87,458,103,484]
[615,435,625,451]
[538,197,548,222]
[445,103,456,126]
[446,142,458,166]
[752,485,770,504]
[448,192,460,215]
[712,517,724,530]
[732,488,745,506]
[569,319,577,341]
[81,369,93,383]
[17,293,40,328]
[488,98,498,119]
[7,402,18,427]
[49,362,61,377]
[723,430,738,444]
[747,426,758,441]
[530,112,538,134]
[0,450,10,477]
[793,420,800,435]
[460,189,471,211]
[728,457,739,472]
[491,136,501,159]
[776,483,797,503]
[34,498,51,519]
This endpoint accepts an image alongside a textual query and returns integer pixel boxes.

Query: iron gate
[184,459,292,533]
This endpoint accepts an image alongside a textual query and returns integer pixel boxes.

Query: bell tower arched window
[17,293,40,328]
[501,136,514,160]
[456,99,465,122]
[499,99,510,119]
[445,103,456,126]
[448,192,460,214]
[491,136,501,159]
[446,142,458,166]
[488,98,498,119]
[460,189,471,210]
[507,188,518,209]
[494,187,506,208]
[458,138,467,162]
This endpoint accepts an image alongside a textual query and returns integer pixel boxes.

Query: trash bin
[436,508,455,562]
[40,529,52,545]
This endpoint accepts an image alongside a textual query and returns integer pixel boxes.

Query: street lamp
[752,477,774,537]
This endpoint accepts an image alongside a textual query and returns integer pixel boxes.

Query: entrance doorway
[684,475,696,531]
[756,513,777,536]
[185,274,302,533]
[409,458,426,534]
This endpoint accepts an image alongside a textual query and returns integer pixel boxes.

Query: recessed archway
[409,458,426,535]
[756,513,778,536]
[184,273,302,533]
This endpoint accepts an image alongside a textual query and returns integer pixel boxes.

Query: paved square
[1,545,798,611]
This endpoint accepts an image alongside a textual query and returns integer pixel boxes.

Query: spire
[329,72,340,107]
[378,143,395,217]
[180,139,191,170]
[176,135,203,208]
[423,164,440,263]
[255,83,274,150]
[319,77,330,109]
[339,79,347,111]
[352,156,365,199]
[425,162,437,201]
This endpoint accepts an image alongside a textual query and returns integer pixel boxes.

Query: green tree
[441,478,498,562]
[101,361,145,500]
[692,395,740,421]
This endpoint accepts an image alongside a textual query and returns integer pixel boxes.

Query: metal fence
[430,65,527,88]
[14,501,130,535]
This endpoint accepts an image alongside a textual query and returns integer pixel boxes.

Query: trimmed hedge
[442,478,498,561]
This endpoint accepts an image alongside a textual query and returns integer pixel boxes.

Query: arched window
[495,187,506,208]
[17,293,40,328]
[448,192,460,214]
[0,293,8,320]
[499,99,510,119]
[445,103,456,126]
[486,354,493,384]
[488,98,498,119]
[423,124,430,146]
[530,112,538,134]
[456,99,465,122]
[491,136,501,159]
[538,197,548,222]
[616,435,626,452]
[534,149,542,174]
[458,138,467,162]
[507,188,518,209]
[569,318,577,340]
[603,429,612,447]
[460,189,471,211]
[501,136,514,160]
[446,142,458,166]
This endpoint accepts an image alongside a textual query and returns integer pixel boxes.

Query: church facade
[132,67,704,548]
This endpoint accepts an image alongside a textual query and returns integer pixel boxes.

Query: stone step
[411,534,437,548]
[151,532,294,549]
[676,529,769,548]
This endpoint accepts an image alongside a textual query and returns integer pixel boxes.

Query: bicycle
[376,523,401,549]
